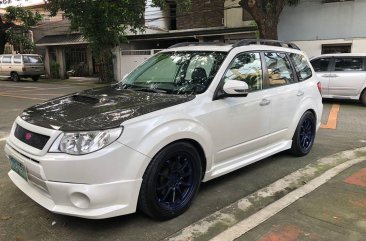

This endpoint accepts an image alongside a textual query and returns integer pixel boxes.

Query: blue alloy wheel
[138,142,202,220]
[290,111,316,157]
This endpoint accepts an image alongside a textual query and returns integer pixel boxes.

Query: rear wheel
[32,75,40,81]
[11,72,20,82]
[361,89,366,106]
[138,142,202,220]
[289,111,316,157]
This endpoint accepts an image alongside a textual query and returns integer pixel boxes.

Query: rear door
[328,57,366,97]
[262,51,301,143]
[310,57,332,96]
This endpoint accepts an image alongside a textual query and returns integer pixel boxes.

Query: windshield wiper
[122,84,167,94]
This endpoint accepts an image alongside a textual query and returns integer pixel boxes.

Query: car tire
[32,75,40,81]
[11,72,20,82]
[289,111,316,157]
[361,89,366,106]
[138,142,202,220]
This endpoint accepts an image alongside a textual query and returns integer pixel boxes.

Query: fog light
[70,192,90,209]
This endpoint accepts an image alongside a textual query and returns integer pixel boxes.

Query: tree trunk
[257,17,279,39]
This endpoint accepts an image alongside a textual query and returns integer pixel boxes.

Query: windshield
[121,51,227,95]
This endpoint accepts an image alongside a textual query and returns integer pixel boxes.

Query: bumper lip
[8,170,142,219]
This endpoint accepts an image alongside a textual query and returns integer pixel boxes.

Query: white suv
[5,40,323,220]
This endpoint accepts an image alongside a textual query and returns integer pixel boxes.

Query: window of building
[310,58,332,72]
[289,53,312,81]
[167,1,177,30]
[321,44,351,54]
[265,52,295,87]
[334,58,364,71]
[224,52,263,92]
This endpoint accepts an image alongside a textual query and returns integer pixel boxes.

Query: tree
[239,0,300,39]
[0,6,42,54]
[46,0,190,82]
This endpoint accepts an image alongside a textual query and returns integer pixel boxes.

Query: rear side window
[264,52,295,87]
[13,55,22,64]
[23,55,43,64]
[2,56,12,64]
[289,53,312,81]
[334,58,363,71]
[311,58,331,72]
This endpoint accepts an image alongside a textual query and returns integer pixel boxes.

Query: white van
[0,54,45,81]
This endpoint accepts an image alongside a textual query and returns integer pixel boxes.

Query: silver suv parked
[311,53,366,106]
[0,54,45,82]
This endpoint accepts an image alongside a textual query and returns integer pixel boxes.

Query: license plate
[9,156,28,181]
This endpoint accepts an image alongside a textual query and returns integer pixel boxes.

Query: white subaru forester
[5,40,323,220]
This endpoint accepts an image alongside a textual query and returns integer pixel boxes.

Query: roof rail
[232,39,300,50]
[168,42,230,49]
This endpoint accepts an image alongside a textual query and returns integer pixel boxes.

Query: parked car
[5,40,323,220]
[310,53,366,106]
[0,54,45,81]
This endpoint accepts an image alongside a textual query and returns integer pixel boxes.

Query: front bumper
[5,137,151,219]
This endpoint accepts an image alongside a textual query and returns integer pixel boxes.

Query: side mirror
[223,80,249,95]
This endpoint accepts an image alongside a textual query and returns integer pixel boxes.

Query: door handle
[297,90,304,96]
[321,74,331,77]
[330,74,338,78]
[260,98,271,106]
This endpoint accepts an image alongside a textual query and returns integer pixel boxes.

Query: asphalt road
[0,79,365,241]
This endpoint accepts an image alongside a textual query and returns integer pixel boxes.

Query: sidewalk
[225,160,366,241]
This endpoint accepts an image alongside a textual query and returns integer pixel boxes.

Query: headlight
[54,128,123,155]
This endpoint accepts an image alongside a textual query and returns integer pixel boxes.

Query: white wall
[279,0,366,41]
[224,0,254,28]
[145,0,169,31]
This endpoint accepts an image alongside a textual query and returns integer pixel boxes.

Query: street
[0,79,366,241]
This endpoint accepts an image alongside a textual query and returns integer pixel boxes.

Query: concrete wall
[224,0,254,28]
[279,0,366,41]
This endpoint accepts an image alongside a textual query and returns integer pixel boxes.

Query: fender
[118,114,214,179]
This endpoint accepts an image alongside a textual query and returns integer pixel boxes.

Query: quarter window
[224,52,263,92]
[264,52,295,87]
[310,58,331,72]
[289,53,312,81]
[334,58,363,71]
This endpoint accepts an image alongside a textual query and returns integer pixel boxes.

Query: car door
[310,57,332,96]
[1,55,13,76]
[200,52,271,166]
[262,51,301,143]
[328,57,366,97]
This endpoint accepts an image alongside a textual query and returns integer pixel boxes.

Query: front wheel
[138,142,202,220]
[11,72,20,82]
[361,89,366,106]
[32,75,40,81]
[289,111,316,157]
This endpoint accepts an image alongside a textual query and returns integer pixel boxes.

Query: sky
[0,0,45,9]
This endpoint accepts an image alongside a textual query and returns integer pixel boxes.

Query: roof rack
[232,39,300,50]
[168,42,230,49]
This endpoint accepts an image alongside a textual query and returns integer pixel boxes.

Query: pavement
[210,149,366,241]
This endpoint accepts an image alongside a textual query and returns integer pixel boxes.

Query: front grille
[14,124,50,150]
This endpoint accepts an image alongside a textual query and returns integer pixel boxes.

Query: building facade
[279,0,366,58]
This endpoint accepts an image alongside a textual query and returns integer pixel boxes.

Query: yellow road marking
[0,94,47,101]
[320,104,340,129]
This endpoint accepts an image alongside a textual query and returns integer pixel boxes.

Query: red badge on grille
[25,133,32,140]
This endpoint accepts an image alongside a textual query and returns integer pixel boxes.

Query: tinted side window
[311,58,331,72]
[264,52,295,87]
[224,52,263,92]
[13,55,22,64]
[2,56,12,64]
[334,58,363,71]
[289,53,312,81]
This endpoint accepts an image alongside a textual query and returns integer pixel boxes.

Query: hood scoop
[72,94,100,104]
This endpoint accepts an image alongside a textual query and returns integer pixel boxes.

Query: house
[279,0,366,58]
